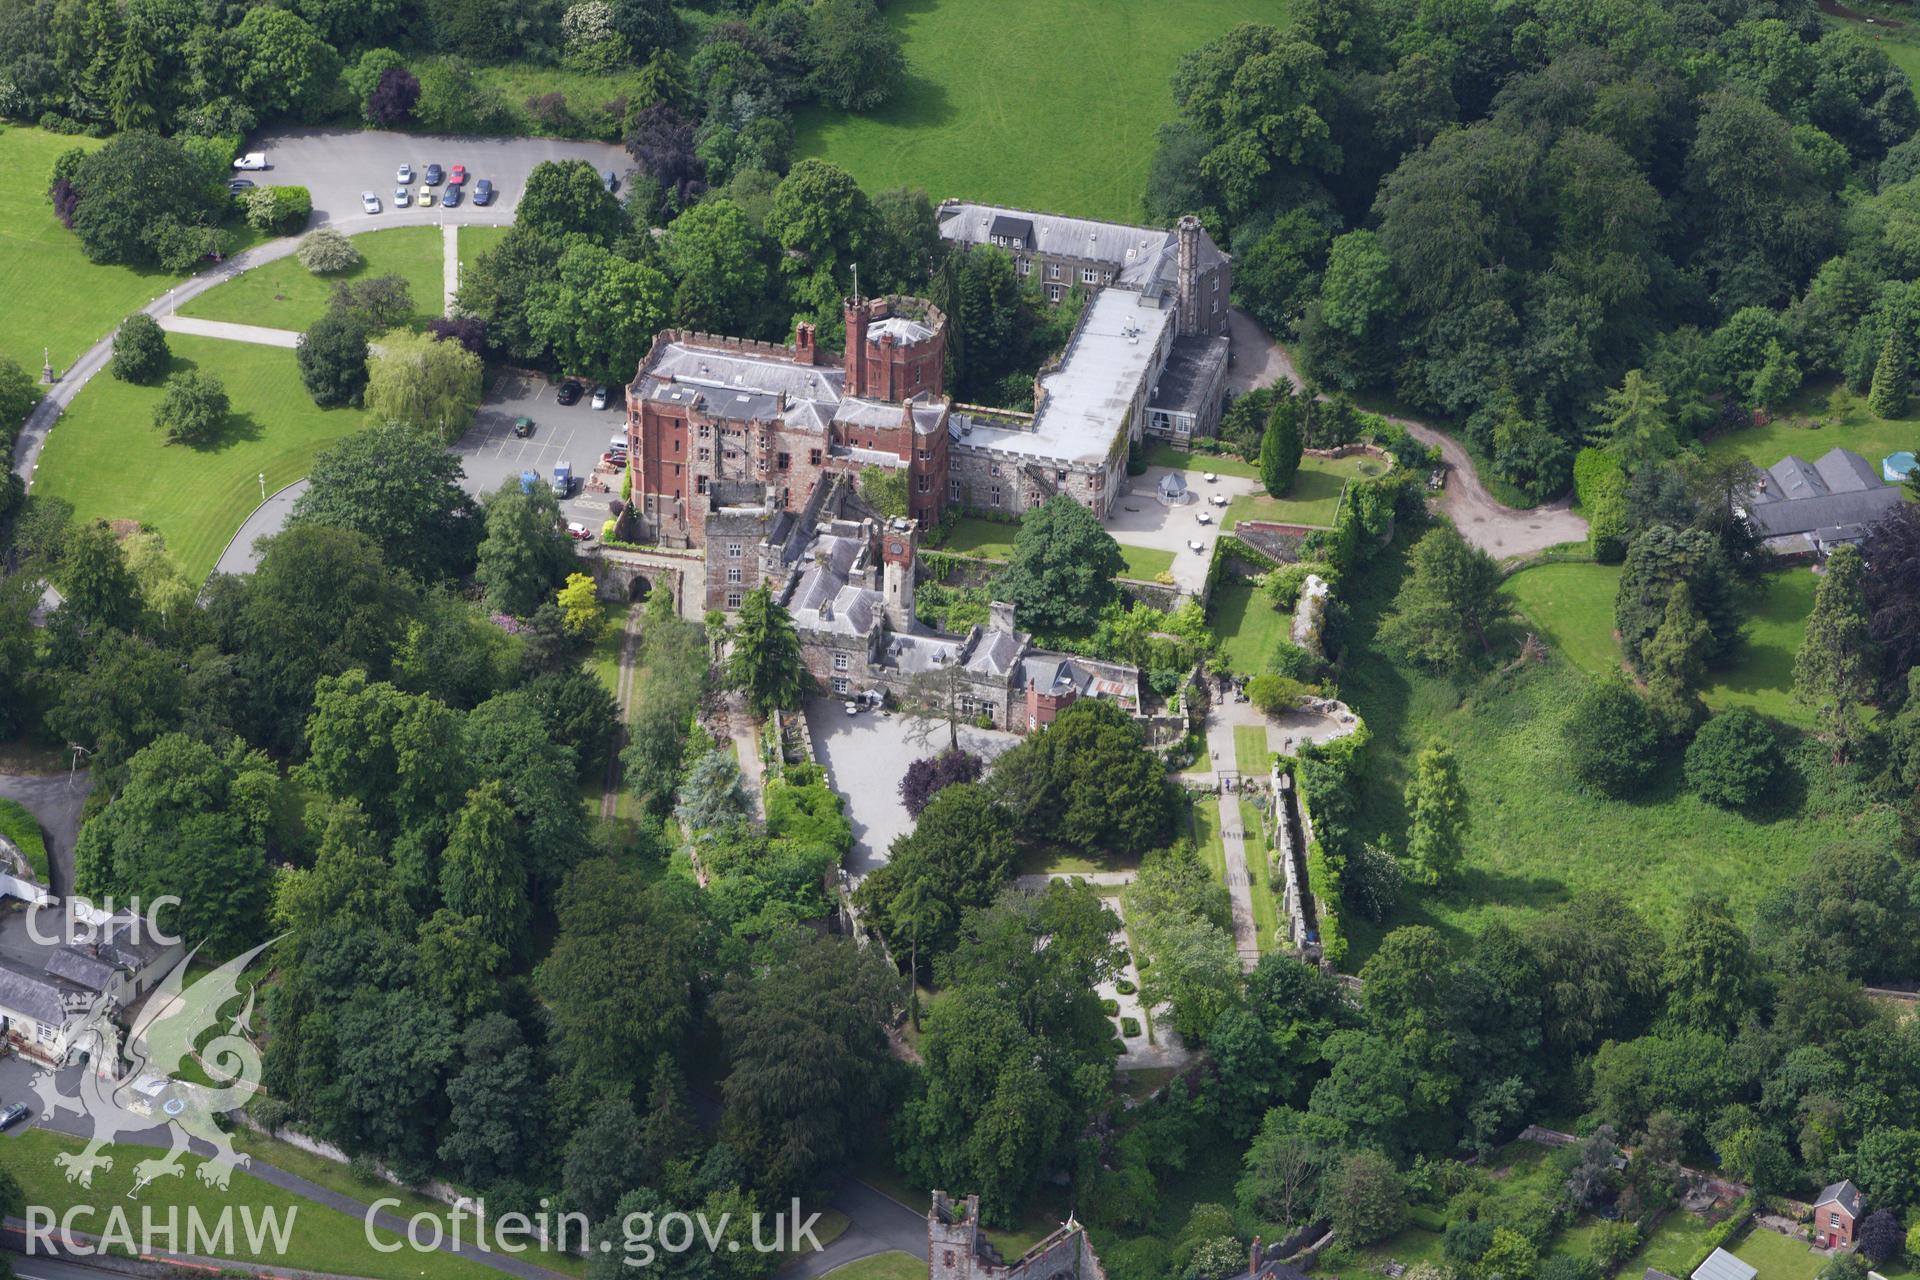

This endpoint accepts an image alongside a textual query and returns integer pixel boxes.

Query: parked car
[519,469,539,493]
[227,178,254,193]
[394,186,411,208]
[449,164,467,185]
[552,461,573,497]
[591,385,609,410]
[424,163,444,184]
[232,152,267,170]
[417,185,434,207]
[472,178,494,206]
[0,1103,30,1129]
[442,183,462,208]
[604,170,619,192]
[396,162,413,184]
[601,451,627,468]
[566,521,594,541]
[556,380,584,405]
[361,191,381,214]
[513,416,534,438]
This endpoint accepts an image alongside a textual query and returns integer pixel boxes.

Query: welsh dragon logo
[26,938,277,1195]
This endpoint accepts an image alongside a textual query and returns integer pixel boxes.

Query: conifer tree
[1404,742,1468,886]
[1869,331,1910,419]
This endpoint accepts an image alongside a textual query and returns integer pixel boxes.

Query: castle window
[832,677,848,693]
[696,476,708,494]
[1017,258,1031,276]
[1046,284,1063,303]
[949,477,960,499]
[726,566,742,583]
[1046,263,1061,281]
[726,591,741,609]
[726,543,742,558]
[1081,267,1097,284]
[833,653,850,672]
[698,447,711,462]
[698,424,711,439]
[777,452,790,470]
[990,464,1001,477]
[1057,469,1067,482]
[989,484,1001,506]
[673,438,680,453]
[917,474,930,493]
[917,448,931,461]
[810,449,823,465]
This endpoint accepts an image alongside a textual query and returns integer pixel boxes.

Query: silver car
[361,191,381,214]
[396,162,413,184]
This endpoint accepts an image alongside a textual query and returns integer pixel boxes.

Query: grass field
[939,515,1018,558]
[1210,577,1291,676]
[1118,543,1175,579]
[822,1252,925,1280]
[1335,531,1900,964]
[459,224,512,280]
[791,0,1274,223]
[0,1128,505,1280]
[0,127,260,373]
[1233,724,1273,777]
[1730,1226,1825,1280]
[0,798,48,882]
[1192,797,1227,885]
[1703,385,1919,479]
[1144,443,1259,480]
[1239,795,1279,951]
[180,226,445,331]
[1223,455,1378,530]
[1504,562,1821,726]
[31,336,365,579]
[1630,1210,1721,1278]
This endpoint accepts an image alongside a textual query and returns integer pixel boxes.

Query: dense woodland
[1155,0,1920,501]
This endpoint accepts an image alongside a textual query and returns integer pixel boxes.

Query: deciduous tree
[995,495,1126,635]
[1380,525,1508,671]
[152,370,229,446]
[290,423,479,580]
[364,330,484,440]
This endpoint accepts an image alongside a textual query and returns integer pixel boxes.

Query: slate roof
[44,947,117,992]
[1739,448,1903,538]
[1815,1180,1863,1218]
[1151,334,1231,416]
[937,201,1228,294]
[1692,1248,1756,1280]
[0,958,70,1024]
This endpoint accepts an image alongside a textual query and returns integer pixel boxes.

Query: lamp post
[258,472,266,502]
[41,346,52,385]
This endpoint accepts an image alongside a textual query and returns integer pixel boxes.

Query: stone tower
[1175,215,1202,336]
[881,517,917,631]
[927,1192,982,1280]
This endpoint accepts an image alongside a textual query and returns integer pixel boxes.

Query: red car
[566,521,594,542]
[448,164,468,186]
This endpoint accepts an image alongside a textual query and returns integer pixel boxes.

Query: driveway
[1400,422,1588,558]
[243,127,632,228]
[802,698,1017,878]
[0,770,91,896]
[454,371,630,530]
[1103,465,1258,596]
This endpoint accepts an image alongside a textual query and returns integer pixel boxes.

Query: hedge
[1681,1196,1755,1278]
[1573,447,1628,563]
[1304,838,1346,968]
[1120,1017,1143,1037]
[0,799,49,883]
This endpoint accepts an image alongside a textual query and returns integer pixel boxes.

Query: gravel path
[1226,308,1588,558]
[157,315,302,347]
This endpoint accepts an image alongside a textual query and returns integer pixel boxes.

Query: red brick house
[1813,1180,1862,1249]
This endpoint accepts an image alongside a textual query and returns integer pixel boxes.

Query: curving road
[1227,309,1587,557]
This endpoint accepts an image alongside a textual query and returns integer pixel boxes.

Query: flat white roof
[956,290,1172,466]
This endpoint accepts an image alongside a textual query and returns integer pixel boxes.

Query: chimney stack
[989,600,1016,635]
[795,321,817,365]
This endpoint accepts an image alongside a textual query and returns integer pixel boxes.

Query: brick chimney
[1249,1236,1262,1280]
[795,321,817,365]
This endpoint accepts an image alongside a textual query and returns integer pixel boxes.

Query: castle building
[624,295,952,560]
[928,1192,1106,1280]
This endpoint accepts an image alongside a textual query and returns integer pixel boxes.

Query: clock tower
[881,517,917,631]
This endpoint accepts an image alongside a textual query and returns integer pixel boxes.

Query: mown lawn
[940,516,1019,559]
[1144,443,1259,479]
[1223,455,1378,530]
[1730,1225,1826,1280]
[1210,577,1291,676]
[1233,724,1273,777]
[0,798,48,881]
[180,226,445,331]
[31,336,366,580]
[0,1128,507,1280]
[1504,562,1821,727]
[1702,383,1919,481]
[1191,796,1227,885]
[1118,543,1174,579]
[1239,795,1279,952]
[459,223,512,280]
[0,127,263,372]
[791,0,1277,224]
[1335,531,1899,964]
[1630,1210,1721,1278]
[822,1251,925,1280]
